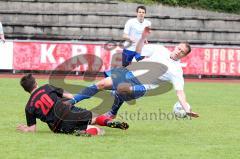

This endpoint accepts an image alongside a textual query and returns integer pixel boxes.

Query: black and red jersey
[25,84,64,126]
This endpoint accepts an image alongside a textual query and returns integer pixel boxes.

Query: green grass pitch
[0,77,239,159]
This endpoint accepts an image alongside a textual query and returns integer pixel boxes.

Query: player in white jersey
[122,6,151,67]
[136,43,185,91]
[0,22,5,43]
[135,27,198,116]
[65,27,198,118]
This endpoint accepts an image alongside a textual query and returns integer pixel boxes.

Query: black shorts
[51,102,92,134]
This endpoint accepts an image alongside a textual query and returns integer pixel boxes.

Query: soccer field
[0,77,239,159]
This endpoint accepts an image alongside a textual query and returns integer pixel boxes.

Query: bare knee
[117,83,132,95]
[96,77,113,90]
[96,80,106,90]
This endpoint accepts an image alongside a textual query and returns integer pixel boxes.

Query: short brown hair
[136,6,146,13]
[20,73,36,93]
[182,42,191,55]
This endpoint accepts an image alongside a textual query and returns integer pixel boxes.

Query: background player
[122,5,151,67]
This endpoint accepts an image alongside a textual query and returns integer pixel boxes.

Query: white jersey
[132,44,184,91]
[0,22,3,35]
[123,18,151,51]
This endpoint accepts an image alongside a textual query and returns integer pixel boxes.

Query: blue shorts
[104,67,146,101]
[122,49,145,67]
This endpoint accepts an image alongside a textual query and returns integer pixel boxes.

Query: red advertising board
[12,41,240,76]
[13,42,122,72]
[180,47,240,75]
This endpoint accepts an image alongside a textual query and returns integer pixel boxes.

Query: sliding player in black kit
[16,74,129,136]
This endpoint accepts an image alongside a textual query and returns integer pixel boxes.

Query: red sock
[86,128,98,136]
[95,115,112,126]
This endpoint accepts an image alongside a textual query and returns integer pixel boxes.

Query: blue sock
[70,85,99,104]
[132,85,146,99]
[109,94,124,115]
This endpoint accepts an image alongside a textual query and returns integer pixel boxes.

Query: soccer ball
[173,102,191,118]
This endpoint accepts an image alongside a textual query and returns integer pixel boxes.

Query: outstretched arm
[62,91,74,99]
[18,109,37,132]
[136,27,151,53]
[16,124,36,133]
[176,90,199,118]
